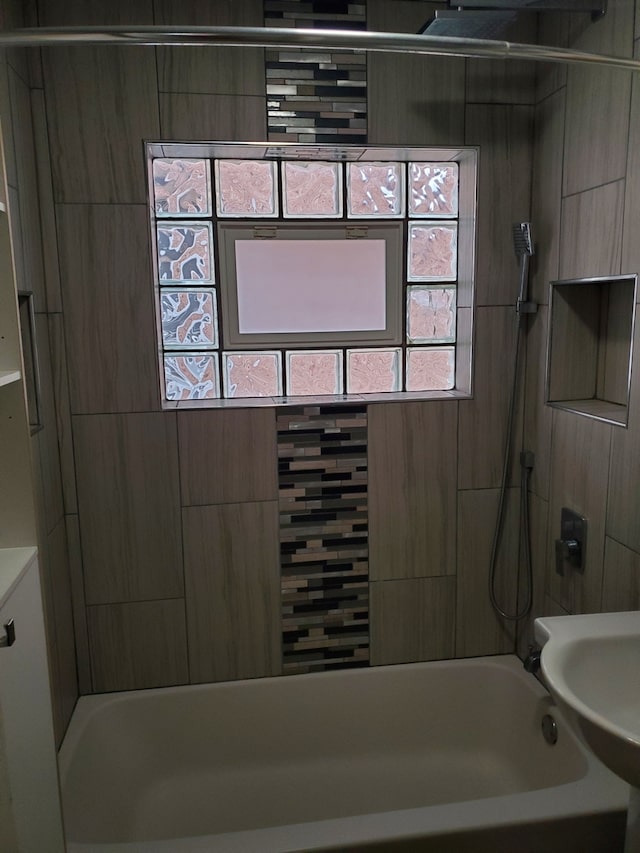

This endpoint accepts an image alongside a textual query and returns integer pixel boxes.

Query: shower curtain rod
[0,25,639,73]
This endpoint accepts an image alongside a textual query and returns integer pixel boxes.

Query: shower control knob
[555,538,581,576]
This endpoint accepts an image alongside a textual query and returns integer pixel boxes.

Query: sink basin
[535,611,640,789]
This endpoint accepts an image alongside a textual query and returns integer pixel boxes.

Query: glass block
[409,162,459,218]
[282,161,342,218]
[407,286,456,344]
[164,353,220,401]
[286,350,343,396]
[215,160,278,218]
[156,223,214,283]
[406,347,455,391]
[408,222,457,282]
[161,289,218,350]
[153,159,211,217]
[346,348,401,394]
[347,162,404,218]
[224,351,283,398]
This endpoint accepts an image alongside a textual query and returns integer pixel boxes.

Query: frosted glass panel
[164,353,219,400]
[215,159,278,217]
[407,286,456,344]
[235,239,387,334]
[161,289,218,350]
[406,347,455,391]
[157,223,214,283]
[286,350,343,396]
[408,223,457,282]
[283,161,342,218]
[153,159,211,217]
[347,348,401,393]
[409,163,458,218]
[347,162,404,218]
[224,351,283,397]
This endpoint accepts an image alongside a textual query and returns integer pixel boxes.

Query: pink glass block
[406,347,455,391]
[347,349,401,394]
[286,350,343,396]
[409,163,459,218]
[153,159,211,217]
[347,162,404,218]
[164,353,219,401]
[224,351,282,398]
[283,161,342,218]
[408,223,457,281]
[215,160,278,217]
[407,287,456,344]
[157,223,213,283]
[161,290,218,350]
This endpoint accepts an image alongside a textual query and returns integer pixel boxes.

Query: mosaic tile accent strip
[278,405,369,674]
[264,1,367,144]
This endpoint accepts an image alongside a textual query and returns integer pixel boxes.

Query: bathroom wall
[18,0,538,710]
[521,0,640,652]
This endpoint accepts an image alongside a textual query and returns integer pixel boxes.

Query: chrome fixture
[0,619,15,648]
[541,714,558,746]
[555,507,587,576]
[523,645,541,673]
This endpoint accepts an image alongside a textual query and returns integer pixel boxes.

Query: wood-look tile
[369,401,457,580]
[458,307,523,490]
[559,181,624,281]
[43,47,159,203]
[547,282,599,402]
[370,577,455,665]
[535,13,569,102]
[524,306,552,500]
[516,493,549,659]
[56,204,160,413]
[367,0,465,145]
[602,536,640,611]
[34,314,64,534]
[622,41,640,279]
[66,514,92,695]
[466,18,536,105]
[48,315,77,515]
[530,89,565,307]
[159,93,266,141]
[0,55,17,191]
[155,0,264,96]
[88,599,188,693]
[456,488,519,657]
[74,413,183,605]
[607,305,640,551]
[178,409,277,506]
[39,0,153,24]
[547,408,611,614]
[183,502,281,683]
[465,105,534,307]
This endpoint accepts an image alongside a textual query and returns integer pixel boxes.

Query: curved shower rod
[0,25,638,73]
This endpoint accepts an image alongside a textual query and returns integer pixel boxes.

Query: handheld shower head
[512,222,534,258]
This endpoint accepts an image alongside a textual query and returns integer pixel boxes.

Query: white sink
[535,610,640,789]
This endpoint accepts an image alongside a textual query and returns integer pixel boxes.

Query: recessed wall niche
[546,274,638,427]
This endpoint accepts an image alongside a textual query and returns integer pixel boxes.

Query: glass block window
[149,143,473,405]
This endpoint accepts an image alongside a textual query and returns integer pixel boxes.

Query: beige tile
[56,204,160,413]
[559,181,624,280]
[369,401,457,580]
[530,89,565,306]
[370,577,455,665]
[547,408,612,614]
[66,514,92,695]
[458,307,523,490]
[602,536,640,610]
[466,18,536,105]
[178,409,277,506]
[516,493,549,659]
[456,488,519,656]
[367,0,465,145]
[183,502,281,683]
[48,315,77,514]
[159,93,266,141]
[43,47,159,203]
[622,41,640,278]
[465,105,534,307]
[524,307,552,500]
[155,0,264,96]
[88,599,188,692]
[74,413,183,604]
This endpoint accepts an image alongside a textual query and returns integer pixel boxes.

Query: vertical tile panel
[535,13,569,102]
[74,413,183,604]
[559,181,624,281]
[516,492,549,658]
[183,502,281,683]
[369,401,457,580]
[159,93,267,141]
[524,306,552,501]
[622,41,640,277]
[39,0,154,24]
[371,577,455,665]
[65,514,92,695]
[88,600,188,692]
[48,314,77,515]
[466,18,536,105]
[601,536,640,611]
[34,314,64,534]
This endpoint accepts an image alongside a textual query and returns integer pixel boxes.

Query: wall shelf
[0,369,21,388]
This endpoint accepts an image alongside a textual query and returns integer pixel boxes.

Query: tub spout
[524,647,541,674]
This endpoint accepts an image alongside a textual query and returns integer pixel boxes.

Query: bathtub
[59,655,628,853]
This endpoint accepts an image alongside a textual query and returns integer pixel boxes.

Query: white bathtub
[59,655,628,853]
